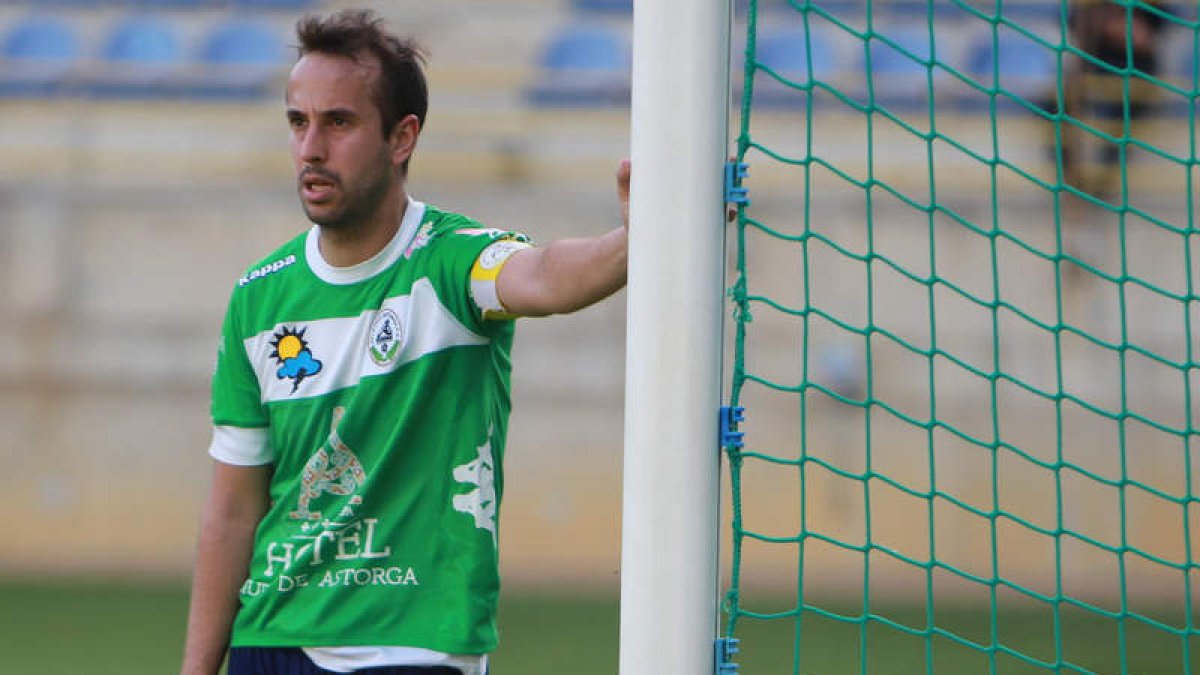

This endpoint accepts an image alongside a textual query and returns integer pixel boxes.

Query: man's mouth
[301,172,338,202]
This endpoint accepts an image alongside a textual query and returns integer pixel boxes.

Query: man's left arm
[495,160,630,317]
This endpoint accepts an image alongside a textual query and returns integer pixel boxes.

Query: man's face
[285,52,396,230]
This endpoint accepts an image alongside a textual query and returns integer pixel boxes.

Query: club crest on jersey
[368,309,404,366]
[270,325,322,394]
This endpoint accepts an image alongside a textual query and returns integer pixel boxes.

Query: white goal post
[619,0,733,673]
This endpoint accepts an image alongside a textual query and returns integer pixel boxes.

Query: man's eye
[331,118,348,127]
[288,117,306,129]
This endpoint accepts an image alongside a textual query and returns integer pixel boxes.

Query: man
[1057,0,1171,196]
[180,9,629,675]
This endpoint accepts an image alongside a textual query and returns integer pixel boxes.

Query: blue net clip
[715,637,741,674]
[724,161,750,205]
[719,406,745,450]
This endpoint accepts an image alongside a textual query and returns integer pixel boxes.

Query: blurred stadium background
[0,0,1196,672]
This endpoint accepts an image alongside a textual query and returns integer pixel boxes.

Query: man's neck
[317,191,408,268]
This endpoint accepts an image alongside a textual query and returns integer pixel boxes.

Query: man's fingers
[617,158,631,229]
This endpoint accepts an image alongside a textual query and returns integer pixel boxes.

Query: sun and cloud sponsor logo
[270,325,322,394]
[368,309,404,366]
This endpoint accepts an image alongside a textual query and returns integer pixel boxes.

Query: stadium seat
[571,0,631,12]
[183,19,290,99]
[864,23,964,110]
[232,0,320,8]
[1172,40,1197,83]
[749,26,842,109]
[201,20,288,66]
[0,16,82,96]
[88,17,183,97]
[868,24,934,78]
[526,24,630,107]
[965,29,1057,105]
[124,0,208,7]
[758,26,839,79]
[23,0,103,6]
[103,17,180,62]
[997,2,1064,22]
[883,0,973,20]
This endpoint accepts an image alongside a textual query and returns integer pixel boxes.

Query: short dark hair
[295,9,428,155]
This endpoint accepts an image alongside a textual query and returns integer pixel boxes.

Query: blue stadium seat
[966,29,1056,104]
[201,20,289,66]
[868,25,934,78]
[90,17,184,97]
[103,17,180,62]
[998,2,1064,22]
[1172,42,1197,83]
[540,24,627,72]
[184,19,290,99]
[527,24,630,107]
[571,0,632,12]
[808,0,862,13]
[863,24,940,109]
[883,0,974,20]
[23,0,104,6]
[125,0,208,7]
[3,16,81,61]
[0,16,82,96]
[758,27,839,79]
[749,26,842,108]
[232,0,320,8]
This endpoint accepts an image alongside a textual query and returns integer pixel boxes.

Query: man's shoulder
[421,204,530,247]
[232,231,309,292]
[423,205,484,235]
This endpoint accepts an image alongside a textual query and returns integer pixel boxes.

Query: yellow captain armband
[470,238,533,320]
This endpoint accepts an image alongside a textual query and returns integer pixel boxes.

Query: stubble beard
[301,156,395,233]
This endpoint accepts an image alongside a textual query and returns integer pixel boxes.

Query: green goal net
[722,1,1198,673]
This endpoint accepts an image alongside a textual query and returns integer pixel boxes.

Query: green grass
[728,601,1200,674]
[0,578,191,675]
[0,579,1195,674]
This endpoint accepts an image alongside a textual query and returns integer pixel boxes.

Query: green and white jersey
[208,199,530,656]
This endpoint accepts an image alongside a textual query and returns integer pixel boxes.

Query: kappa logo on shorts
[270,325,322,394]
[367,309,404,366]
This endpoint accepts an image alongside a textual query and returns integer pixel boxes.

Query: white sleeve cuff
[208,425,273,466]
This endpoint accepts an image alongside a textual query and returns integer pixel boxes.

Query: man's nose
[299,126,327,164]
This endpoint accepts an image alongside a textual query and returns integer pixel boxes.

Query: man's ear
[390,114,421,168]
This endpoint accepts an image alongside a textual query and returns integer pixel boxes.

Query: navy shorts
[227,647,465,675]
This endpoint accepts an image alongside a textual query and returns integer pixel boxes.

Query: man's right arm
[180,461,272,675]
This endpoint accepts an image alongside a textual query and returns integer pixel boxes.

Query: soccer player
[180,9,629,675]
[1057,0,1171,197]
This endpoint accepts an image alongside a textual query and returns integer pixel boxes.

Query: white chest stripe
[245,278,488,404]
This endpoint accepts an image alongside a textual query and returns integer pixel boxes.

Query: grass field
[0,578,1195,673]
